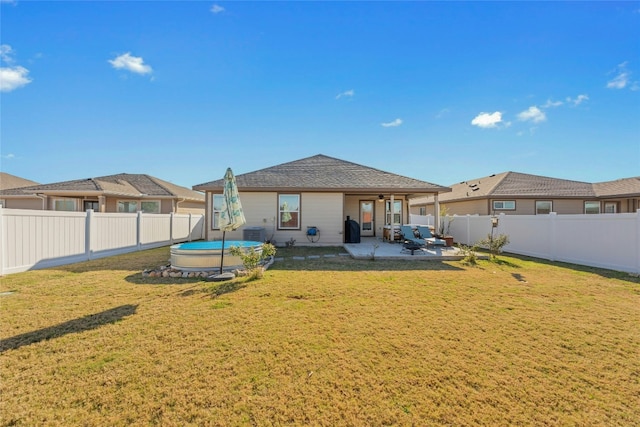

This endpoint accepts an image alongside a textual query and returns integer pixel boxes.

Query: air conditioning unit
[243,226,265,242]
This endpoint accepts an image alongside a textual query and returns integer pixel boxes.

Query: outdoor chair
[400,225,425,247]
[416,225,446,246]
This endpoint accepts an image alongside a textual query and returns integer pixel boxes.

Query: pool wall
[170,240,263,271]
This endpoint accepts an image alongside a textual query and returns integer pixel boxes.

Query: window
[493,200,515,211]
[212,194,224,229]
[141,200,160,214]
[536,201,552,215]
[279,194,300,229]
[117,200,138,213]
[584,201,600,214]
[386,200,402,225]
[604,202,617,213]
[418,207,426,216]
[84,200,99,211]
[54,198,76,211]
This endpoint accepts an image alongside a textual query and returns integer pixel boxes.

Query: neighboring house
[193,154,451,245]
[0,173,205,214]
[409,172,640,216]
[0,172,39,191]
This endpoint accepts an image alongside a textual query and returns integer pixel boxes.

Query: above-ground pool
[170,240,263,271]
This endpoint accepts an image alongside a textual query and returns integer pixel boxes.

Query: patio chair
[399,225,425,255]
[416,225,446,246]
[400,225,425,246]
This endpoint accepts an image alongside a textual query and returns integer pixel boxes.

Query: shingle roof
[412,171,607,205]
[193,154,449,194]
[0,173,204,201]
[0,172,39,190]
[593,177,640,197]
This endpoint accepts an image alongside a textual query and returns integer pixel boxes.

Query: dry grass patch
[1,247,639,426]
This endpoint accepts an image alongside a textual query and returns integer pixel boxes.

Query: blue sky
[1,1,639,190]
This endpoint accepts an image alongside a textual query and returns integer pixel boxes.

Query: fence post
[188,213,193,241]
[465,215,471,245]
[137,211,142,250]
[170,212,175,245]
[636,209,640,274]
[549,212,557,261]
[0,207,4,277]
[85,209,93,260]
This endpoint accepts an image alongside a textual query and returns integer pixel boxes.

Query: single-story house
[193,154,451,245]
[409,171,640,216]
[0,172,39,191]
[0,173,205,214]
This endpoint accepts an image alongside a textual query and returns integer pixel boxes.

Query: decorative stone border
[141,256,277,280]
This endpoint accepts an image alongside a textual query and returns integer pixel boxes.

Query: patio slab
[343,237,480,261]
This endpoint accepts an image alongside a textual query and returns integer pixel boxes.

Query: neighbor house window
[53,198,76,211]
[117,200,138,213]
[419,207,426,216]
[536,201,552,215]
[584,201,600,214]
[212,194,224,229]
[604,202,617,213]
[141,200,160,214]
[386,200,402,225]
[279,194,300,229]
[493,200,515,210]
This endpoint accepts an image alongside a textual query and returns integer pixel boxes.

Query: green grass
[1,246,639,426]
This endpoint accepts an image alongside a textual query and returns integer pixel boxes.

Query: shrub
[457,243,480,266]
[478,233,510,259]
[229,243,277,279]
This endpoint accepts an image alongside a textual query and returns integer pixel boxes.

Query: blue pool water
[173,240,262,250]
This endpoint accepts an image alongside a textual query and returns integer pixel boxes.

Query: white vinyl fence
[0,208,204,275]
[412,211,640,274]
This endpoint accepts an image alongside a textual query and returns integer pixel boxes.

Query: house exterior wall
[414,197,627,216]
[206,191,345,246]
[2,198,44,210]
[175,200,205,215]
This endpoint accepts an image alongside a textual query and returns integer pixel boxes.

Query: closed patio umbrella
[218,167,246,274]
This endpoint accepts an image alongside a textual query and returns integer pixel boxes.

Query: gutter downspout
[35,193,47,210]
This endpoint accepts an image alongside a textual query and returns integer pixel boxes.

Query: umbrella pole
[219,231,226,274]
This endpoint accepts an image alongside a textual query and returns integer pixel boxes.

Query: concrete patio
[343,237,474,261]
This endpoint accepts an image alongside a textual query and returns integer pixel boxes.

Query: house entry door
[360,201,374,237]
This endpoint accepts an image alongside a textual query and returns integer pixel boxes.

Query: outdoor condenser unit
[243,226,266,242]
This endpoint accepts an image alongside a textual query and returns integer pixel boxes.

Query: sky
[1,1,639,190]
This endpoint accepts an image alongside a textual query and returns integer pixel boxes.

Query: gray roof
[0,172,39,190]
[593,177,640,197]
[0,173,204,201]
[193,154,450,194]
[412,171,640,205]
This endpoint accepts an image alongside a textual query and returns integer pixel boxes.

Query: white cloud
[0,65,31,92]
[607,62,631,89]
[542,99,563,108]
[210,4,225,14]
[2,153,15,159]
[517,106,546,123]
[566,94,589,106]
[381,118,403,127]
[471,111,503,128]
[1,44,14,63]
[335,89,354,100]
[108,52,153,75]
[435,108,451,119]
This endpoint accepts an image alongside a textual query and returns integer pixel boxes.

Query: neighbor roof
[0,172,39,190]
[0,173,204,201]
[193,154,450,195]
[412,171,640,205]
[593,177,640,198]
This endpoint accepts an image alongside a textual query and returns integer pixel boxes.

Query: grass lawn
[1,246,639,426]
